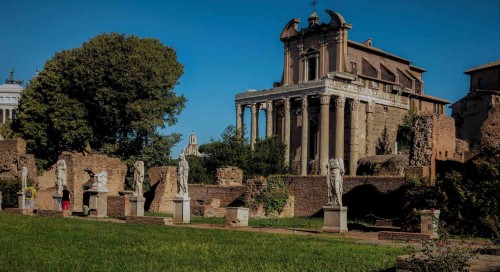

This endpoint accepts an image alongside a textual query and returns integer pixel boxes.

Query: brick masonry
[107,195,130,217]
[0,139,37,182]
[287,175,406,217]
[147,166,177,213]
[37,209,71,218]
[189,184,245,207]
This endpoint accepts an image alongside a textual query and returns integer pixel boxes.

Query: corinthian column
[334,96,345,159]
[250,103,258,150]
[366,101,375,156]
[319,94,330,175]
[349,99,360,176]
[284,98,291,167]
[300,95,309,176]
[266,100,273,138]
[236,104,243,134]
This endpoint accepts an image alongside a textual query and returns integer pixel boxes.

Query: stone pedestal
[130,196,145,217]
[17,191,25,209]
[225,207,249,227]
[322,205,348,232]
[173,196,190,223]
[52,192,62,211]
[88,190,108,218]
[420,209,440,239]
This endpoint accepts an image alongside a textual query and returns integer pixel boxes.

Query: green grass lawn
[0,212,408,271]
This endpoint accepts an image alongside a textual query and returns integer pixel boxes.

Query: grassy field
[0,212,408,272]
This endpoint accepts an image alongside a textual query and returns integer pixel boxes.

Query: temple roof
[464,60,500,74]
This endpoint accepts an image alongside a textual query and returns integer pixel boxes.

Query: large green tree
[12,33,185,170]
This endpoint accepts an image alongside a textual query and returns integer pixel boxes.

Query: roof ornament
[308,0,320,27]
[5,68,24,85]
[311,0,318,12]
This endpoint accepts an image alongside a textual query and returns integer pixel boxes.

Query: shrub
[254,175,291,216]
[0,178,21,208]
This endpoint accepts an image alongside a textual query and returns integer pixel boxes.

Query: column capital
[250,103,257,113]
[367,101,375,113]
[266,100,273,112]
[236,104,243,114]
[350,99,360,112]
[334,96,345,109]
[301,95,308,109]
[284,97,291,110]
[320,94,331,106]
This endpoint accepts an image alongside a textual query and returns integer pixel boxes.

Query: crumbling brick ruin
[0,139,37,182]
[216,166,243,186]
[147,166,177,213]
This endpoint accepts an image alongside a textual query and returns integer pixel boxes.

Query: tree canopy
[12,33,185,170]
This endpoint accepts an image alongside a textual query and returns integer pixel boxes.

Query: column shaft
[319,95,330,175]
[300,95,309,176]
[334,97,345,159]
[284,98,291,167]
[266,100,273,138]
[250,103,258,150]
[236,104,243,135]
[366,102,375,156]
[349,100,360,176]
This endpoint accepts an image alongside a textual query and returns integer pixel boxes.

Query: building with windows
[0,70,24,124]
[451,60,500,149]
[234,10,449,176]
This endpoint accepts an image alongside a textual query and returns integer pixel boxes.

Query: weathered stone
[173,196,190,223]
[148,166,177,213]
[107,195,130,217]
[225,207,249,227]
[126,216,173,226]
[322,205,348,232]
[419,209,440,239]
[129,196,145,217]
[0,139,37,182]
[216,166,243,186]
[357,154,408,176]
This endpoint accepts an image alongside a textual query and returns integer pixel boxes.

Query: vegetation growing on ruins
[402,145,500,243]
[376,125,392,155]
[0,213,408,271]
[246,175,291,216]
[397,106,418,153]
[196,125,288,183]
[10,33,185,170]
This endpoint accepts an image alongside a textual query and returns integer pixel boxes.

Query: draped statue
[326,157,345,206]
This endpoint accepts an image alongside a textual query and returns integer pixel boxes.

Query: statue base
[17,191,25,209]
[322,205,348,233]
[51,192,62,211]
[130,196,145,217]
[173,196,190,223]
[87,189,108,218]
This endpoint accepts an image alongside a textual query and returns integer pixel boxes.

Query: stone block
[322,205,348,233]
[216,166,243,186]
[419,209,440,239]
[52,192,62,211]
[173,196,190,223]
[130,196,145,217]
[107,195,130,217]
[225,207,249,227]
[88,190,108,218]
[37,209,71,218]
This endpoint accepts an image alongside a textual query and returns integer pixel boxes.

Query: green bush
[402,145,500,242]
[0,178,21,208]
[252,175,291,216]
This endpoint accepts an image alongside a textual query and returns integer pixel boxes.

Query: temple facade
[0,70,23,125]
[234,10,449,176]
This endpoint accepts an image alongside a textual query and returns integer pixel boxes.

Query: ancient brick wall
[189,185,245,207]
[46,152,127,212]
[287,175,406,217]
[107,195,130,217]
[147,166,177,213]
[434,115,457,161]
[481,108,500,147]
[0,139,37,182]
[216,166,243,186]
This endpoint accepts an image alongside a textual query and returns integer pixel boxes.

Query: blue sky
[1,0,499,156]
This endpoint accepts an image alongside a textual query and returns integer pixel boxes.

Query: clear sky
[1,0,499,156]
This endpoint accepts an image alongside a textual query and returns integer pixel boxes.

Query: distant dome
[182,132,202,157]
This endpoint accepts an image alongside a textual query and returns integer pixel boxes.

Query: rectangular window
[308,57,317,81]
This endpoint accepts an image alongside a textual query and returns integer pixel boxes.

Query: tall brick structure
[235,9,449,176]
[37,152,126,212]
[0,139,37,182]
[451,60,500,149]
[147,166,177,213]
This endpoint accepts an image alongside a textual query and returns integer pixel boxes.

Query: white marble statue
[56,160,67,196]
[21,167,28,189]
[93,171,108,191]
[133,161,144,196]
[326,157,345,206]
[177,153,189,197]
